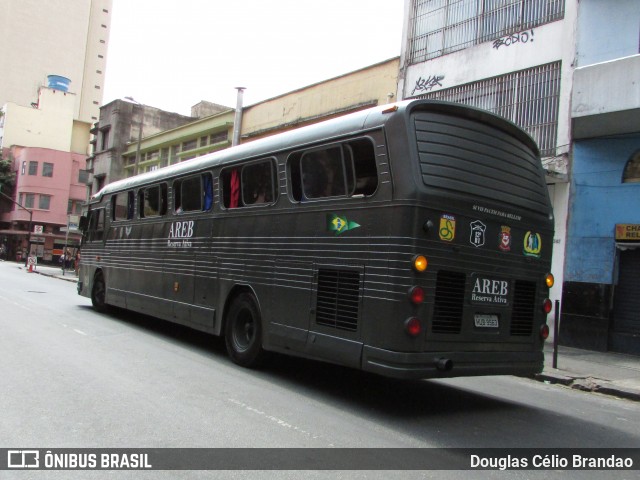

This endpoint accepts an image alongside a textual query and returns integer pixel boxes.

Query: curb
[535,372,640,402]
[30,269,78,283]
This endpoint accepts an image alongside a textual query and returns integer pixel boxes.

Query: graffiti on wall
[492,30,534,50]
[411,75,445,96]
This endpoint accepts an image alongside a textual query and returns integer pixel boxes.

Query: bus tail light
[412,255,428,273]
[540,324,550,340]
[405,317,421,337]
[545,273,555,288]
[408,286,425,305]
[542,298,552,314]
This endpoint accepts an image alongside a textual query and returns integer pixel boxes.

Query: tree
[0,154,15,195]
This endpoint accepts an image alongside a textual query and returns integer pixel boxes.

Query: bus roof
[91,99,538,201]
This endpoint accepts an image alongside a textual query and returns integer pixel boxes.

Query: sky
[102,0,406,116]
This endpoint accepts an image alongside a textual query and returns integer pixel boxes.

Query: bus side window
[112,192,131,221]
[301,146,347,199]
[139,184,167,218]
[350,138,378,196]
[175,176,202,213]
[289,138,378,202]
[242,161,275,205]
[221,168,241,209]
[88,209,104,241]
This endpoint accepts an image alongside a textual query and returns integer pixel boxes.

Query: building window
[182,139,197,151]
[39,195,51,210]
[623,151,640,183]
[210,131,228,144]
[24,193,35,208]
[79,170,90,184]
[100,127,110,150]
[415,61,561,157]
[22,161,26,175]
[42,162,54,177]
[408,0,565,64]
[28,161,38,175]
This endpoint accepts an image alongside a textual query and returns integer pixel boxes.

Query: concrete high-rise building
[0,0,112,125]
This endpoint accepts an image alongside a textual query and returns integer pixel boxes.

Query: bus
[78,99,554,379]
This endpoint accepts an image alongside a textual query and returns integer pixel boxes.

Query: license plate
[474,314,499,328]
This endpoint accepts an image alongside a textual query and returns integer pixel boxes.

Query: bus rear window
[289,138,378,202]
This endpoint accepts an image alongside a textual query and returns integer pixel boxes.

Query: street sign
[68,215,80,232]
[34,225,43,234]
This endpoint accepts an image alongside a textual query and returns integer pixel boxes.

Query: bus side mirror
[79,215,88,232]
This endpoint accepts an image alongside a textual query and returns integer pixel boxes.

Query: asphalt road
[1,261,638,479]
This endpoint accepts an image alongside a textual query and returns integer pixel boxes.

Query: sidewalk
[28,263,79,283]
[21,261,640,402]
[538,343,640,402]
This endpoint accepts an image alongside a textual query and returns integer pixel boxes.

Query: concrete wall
[0,0,112,124]
[566,136,640,284]
[242,58,399,140]
[576,0,640,67]
[2,88,76,152]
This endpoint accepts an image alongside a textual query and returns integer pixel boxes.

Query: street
[1,260,639,479]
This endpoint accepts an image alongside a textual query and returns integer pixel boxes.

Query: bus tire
[91,271,109,313]
[225,292,265,368]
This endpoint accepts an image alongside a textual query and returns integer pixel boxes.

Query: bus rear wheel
[91,271,109,313]
[225,292,265,368]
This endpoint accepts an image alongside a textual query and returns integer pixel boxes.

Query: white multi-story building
[0,0,112,126]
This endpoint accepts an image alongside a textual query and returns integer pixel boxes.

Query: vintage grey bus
[78,99,554,379]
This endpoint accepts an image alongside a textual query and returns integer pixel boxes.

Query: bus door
[167,174,216,330]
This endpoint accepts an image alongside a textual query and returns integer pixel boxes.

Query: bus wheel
[225,292,265,368]
[91,271,109,313]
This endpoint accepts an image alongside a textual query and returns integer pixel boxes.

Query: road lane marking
[73,329,88,336]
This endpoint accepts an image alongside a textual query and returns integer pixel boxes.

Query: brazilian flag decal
[327,214,360,236]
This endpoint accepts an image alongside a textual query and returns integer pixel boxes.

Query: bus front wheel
[225,292,265,368]
[91,271,109,313]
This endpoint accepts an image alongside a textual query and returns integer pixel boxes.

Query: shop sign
[615,224,640,241]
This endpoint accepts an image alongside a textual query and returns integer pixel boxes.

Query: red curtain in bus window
[230,169,240,208]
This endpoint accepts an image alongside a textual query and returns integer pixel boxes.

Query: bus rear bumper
[362,346,544,380]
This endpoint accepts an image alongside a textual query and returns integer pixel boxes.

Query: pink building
[1,146,86,263]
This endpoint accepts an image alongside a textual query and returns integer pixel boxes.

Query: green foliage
[0,154,15,194]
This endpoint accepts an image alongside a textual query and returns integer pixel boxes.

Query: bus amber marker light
[405,317,421,337]
[545,273,555,288]
[412,255,428,273]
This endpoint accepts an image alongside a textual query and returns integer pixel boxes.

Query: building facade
[88,100,198,196]
[0,0,112,264]
[561,0,640,354]
[0,0,112,126]
[90,58,400,189]
[0,86,90,262]
[397,0,640,354]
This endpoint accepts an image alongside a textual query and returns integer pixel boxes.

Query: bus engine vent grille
[316,268,360,331]
[432,270,466,334]
[511,280,536,336]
